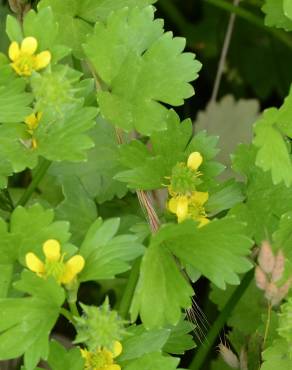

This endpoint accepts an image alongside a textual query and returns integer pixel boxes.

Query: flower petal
[35,51,51,70]
[61,255,85,284]
[198,217,210,227]
[112,341,123,358]
[187,152,203,171]
[191,191,209,206]
[21,37,38,55]
[43,239,61,262]
[168,196,178,214]
[176,196,189,222]
[25,252,45,274]
[8,41,20,61]
[25,113,38,130]
[108,365,121,370]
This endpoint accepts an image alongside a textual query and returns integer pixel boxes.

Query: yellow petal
[36,111,43,121]
[80,348,89,360]
[107,365,121,370]
[61,255,85,284]
[112,341,122,358]
[35,51,51,70]
[25,113,38,129]
[168,196,179,214]
[198,217,210,228]
[8,41,20,61]
[21,37,38,55]
[25,252,45,274]
[191,191,209,206]
[187,152,203,171]
[32,138,38,149]
[176,196,189,222]
[43,239,61,262]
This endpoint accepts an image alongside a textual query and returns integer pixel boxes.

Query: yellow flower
[187,152,203,171]
[8,36,51,76]
[168,195,189,223]
[81,341,122,370]
[25,239,85,285]
[24,112,42,149]
[168,191,210,227]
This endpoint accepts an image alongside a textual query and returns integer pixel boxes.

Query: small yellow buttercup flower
[81,341,122,370]
[25,239,85,285]
[168,191,209,227]
[8,36,51,76]
[187,152,203,171]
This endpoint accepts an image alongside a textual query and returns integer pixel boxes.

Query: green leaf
[34,106,97,162]
[48,340,84,370]
[38,0,92,57]
[0,77,33,122]
[56,176,97,244]
[119,325,170,361]
[254,108,292,187]
[163,318,196,355]
[79,218,144,281]
[130,239,193,329]
[122,352,180,370]
[0,123,38,174]
[206,180,245,215]
[38,0,156,57]
[23,7,58,51]
[284,0,292,20]
[0,272,64,366]
[0,264,13,298]
[78,0,157,22]
[84,6,201,134]
[262,0,292,31]
[261,339,292,370]
[273,211,292,263]
[232,144,292,243]
[6,15,22,42]
[163,219,252,289]
[10,204,71,265]
[210,282,265,335]
[84,6,164,85]
[49,118,128,203]
[116,110,222,190]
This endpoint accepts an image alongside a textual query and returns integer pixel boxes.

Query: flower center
[84,349,113,370]
[44,260,65,282]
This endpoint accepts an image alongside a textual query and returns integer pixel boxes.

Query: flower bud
[255,266,268,291]
[273,278,292,305]
[271,250,285,283]
[258,241,275,274]
[264,282,279,303]
[187,152,203,171]
[218,343,239,369]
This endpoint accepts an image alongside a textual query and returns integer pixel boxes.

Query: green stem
[16,158,51,207]
[189,268,254,370]
[206,0,292,50]
[118,258,141,319]
[263,303,272,348]
[69,301,80,318]
[60,307,74,323]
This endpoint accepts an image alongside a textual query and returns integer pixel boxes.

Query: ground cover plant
[0,0,292,369]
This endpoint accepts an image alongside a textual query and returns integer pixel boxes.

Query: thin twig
[210,0,241,103]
